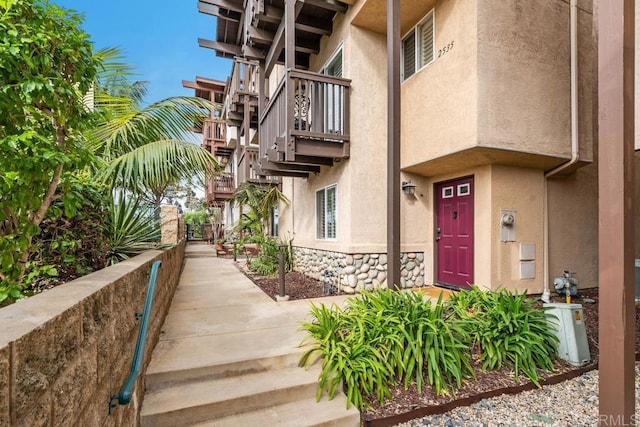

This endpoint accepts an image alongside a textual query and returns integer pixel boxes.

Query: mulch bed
[240,269,639,425]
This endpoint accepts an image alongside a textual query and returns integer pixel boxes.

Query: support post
[598,0,636,424]
[387,0,401,290]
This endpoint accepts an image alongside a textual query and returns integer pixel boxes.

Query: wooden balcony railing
[230,58,259,98]
[203,119,232,157]
[259,68,350,164]
[238,146,281,185]
[206,173,235,202]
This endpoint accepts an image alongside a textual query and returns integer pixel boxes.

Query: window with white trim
[316,184,337,239]
[402,10,435,81]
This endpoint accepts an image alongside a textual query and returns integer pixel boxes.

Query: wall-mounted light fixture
[401,180,417,196]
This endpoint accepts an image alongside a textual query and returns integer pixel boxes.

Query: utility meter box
[544,303,591,366]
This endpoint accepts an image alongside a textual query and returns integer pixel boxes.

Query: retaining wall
[0,242,185,426]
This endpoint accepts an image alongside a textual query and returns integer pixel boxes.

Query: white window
[323,46,343,78]
[316,184,337,239]
[402,10,434,81]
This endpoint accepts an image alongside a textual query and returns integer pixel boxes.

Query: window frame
[322,43,343,77]
[316,184,338,240]
[401,9,435,82]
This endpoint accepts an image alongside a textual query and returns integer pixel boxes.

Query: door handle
[436,227,441,241]
[452,211,458,219]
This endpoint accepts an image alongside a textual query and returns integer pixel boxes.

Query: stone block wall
[293,247,425,294]
[0,242,185,426]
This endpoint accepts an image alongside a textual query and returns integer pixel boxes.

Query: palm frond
[100,139,219,197]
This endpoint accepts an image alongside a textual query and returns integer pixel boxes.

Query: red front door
[435,177,474,288]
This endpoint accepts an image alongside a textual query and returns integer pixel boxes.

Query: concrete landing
[141,243,359,426]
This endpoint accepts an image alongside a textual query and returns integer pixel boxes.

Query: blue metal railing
[109,260,162,413]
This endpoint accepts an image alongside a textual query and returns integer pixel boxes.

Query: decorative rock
[362,254,370,264]
[370,254,379,259]
[355,259,363,268]
[408,253,417,259]
[401,268,408,277]
[377,271,387,282]
[413,266,421,277]
[365,278,373,284]
[381,281,388,289]
[368,270,377,279]
[379,254,387,265]
[346,255,354,265]
[358,273,369,280]
[365,283,374,291]
[357,281,365,290]
[360,263,370,273]
[416,276,424,287]
[353,254,363,260]
[368,259,376,266]
[376,265,385,271]
[406,261,416,271]
[372,279,381,288]
[347,274,357,288]
[342,285,355,294]
[344,266,356,274]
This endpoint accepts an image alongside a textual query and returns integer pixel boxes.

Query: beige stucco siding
[477,0,594,163]
[401,0,478,170]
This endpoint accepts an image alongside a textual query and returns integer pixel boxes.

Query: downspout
[542,0,580,303]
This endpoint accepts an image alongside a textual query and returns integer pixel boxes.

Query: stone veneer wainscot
[293,247,426,294]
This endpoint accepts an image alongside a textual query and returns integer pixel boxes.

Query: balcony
[259,69,351,177]
[225,59,260,130]
[206,173,235,204]
[203,119,233,158]
[238,146,281,185]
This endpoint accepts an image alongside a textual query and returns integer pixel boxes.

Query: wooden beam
[199,0,243,13]
[198,38,242,56]
[387,0,401,290]
[198,2,241,21]
[246,26,274,45]
[295,21,331,36]
[242,45,266,60]
[265,17,285,76]
[598,0,636,424]
[302,0,348,13]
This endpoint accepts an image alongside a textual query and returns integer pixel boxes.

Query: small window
[442,186,454,199]
[402,10,435,81]
[457,183,470,196]
[316,184,337,239]
[323,46,343,78]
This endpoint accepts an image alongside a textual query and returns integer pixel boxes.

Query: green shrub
[299,289,473,409]
[449,285,558,386]
[248,235,294,277]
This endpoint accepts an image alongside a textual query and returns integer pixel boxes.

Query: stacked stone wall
[293,247,425,294]
[0,242,185,426]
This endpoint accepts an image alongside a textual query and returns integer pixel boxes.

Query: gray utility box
[544,303,591,366]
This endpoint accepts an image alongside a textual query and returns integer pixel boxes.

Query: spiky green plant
[449,286,558,386]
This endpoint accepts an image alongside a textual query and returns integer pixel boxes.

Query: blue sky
[52,0,232,105]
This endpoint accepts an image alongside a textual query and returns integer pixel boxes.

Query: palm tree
[232,182,289,236]
[88,48,220,204]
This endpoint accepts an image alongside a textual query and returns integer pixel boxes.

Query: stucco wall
[477,0,595,162]
[0,244,185,426]
[401,0,478,168]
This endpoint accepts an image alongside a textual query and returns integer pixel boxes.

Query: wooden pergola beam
[198,38,242,56]
[597,0,636,424]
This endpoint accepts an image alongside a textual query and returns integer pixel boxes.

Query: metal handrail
[109,260,162,413]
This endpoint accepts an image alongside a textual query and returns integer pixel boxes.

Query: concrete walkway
[140,243,359,426]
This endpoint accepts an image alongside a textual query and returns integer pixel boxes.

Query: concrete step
[146,327,307,390]
[146,351,306,392]
[140,366,321,427]
[193,396,361,427]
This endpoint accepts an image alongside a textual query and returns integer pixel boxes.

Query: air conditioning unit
[544,303,591,366]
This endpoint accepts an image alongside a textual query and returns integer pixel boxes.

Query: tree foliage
[0,0,100,300]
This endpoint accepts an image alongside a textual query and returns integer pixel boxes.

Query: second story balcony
[238,146,281,186]
[259,69,351,177]
[203,119,233,158]
[206,172,235,204]
[225,59,259,131]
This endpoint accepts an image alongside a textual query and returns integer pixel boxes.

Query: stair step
[193,396,361,427]
[146,327,307,390]
[140,366,321,427]
[146,351,306,391]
